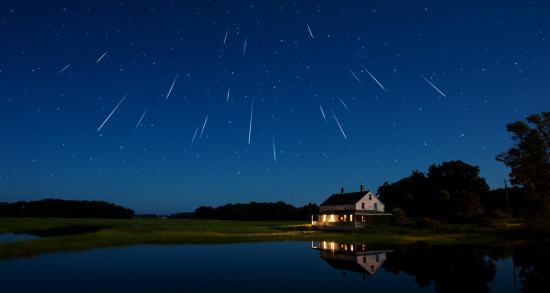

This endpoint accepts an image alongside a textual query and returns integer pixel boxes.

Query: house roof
[320,191,372,206]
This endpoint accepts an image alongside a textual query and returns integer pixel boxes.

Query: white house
[312,184,393,231]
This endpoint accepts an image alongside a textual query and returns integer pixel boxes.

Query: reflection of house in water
[311,241,392,282]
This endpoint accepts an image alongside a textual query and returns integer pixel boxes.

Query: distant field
[0,217,528,261]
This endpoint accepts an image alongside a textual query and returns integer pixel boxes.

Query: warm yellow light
[331,242,334,250]
[351,244,354,251]
[324,241,327,249]
[323,215,326,222]
[350,215,353,222]
[331,215,334,222]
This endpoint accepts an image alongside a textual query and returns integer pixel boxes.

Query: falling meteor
[166,74,178,100]
[272,136,276,163]
[338,96,348,110]
[318,102,326,119]
[133,108,147,133]
[243,37,247,56]
[58,63,71,74]
[190,126,199,147]
[306,22,314,39]
[248,100,253,144]
[226,87,230,102]
[223,29,228,46]
[331,110,347,140]
[199,113,209,141]
[96,50,109,63]
[349,69,362,84]
[421,75,446,97]
[361,64,386,91]
[97,91,129,132]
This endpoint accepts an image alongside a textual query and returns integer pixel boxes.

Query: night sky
[1,1,549,214]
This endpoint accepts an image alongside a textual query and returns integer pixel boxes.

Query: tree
[496,112,550,215]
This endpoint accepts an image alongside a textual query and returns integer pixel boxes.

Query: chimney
[341,187,345,194]
[361,184,364,192]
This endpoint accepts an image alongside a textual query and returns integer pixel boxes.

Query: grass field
[0,217,529,261]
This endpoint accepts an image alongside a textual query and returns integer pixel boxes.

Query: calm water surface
[0,241,547,293]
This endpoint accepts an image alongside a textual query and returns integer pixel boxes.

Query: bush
[392,209,407,225]
[476,218,507,228]
[489,209,512,220]
[415,217,440,229]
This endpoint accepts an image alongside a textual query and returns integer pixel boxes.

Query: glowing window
[331,242,334,250]
[331,215,334,222]
[323,215,326,222]
[344,215,347,222]
[350,244,354,251]
[323,242,327,249]
[350,215,353,222]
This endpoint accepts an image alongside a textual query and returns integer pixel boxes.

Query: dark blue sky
[1,1,549,214]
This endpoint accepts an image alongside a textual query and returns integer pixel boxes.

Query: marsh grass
[0,217,529,261]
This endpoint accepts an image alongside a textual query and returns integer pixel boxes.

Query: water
[0,241,547,293]
[0,225,109,243]
[0,233,40,243]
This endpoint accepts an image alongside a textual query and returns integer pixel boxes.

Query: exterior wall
[355,193,385,212]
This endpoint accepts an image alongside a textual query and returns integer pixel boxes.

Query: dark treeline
[377,160,527,220]
[0,199,134,219]
[378,112,549,228]
[194,202,318,221]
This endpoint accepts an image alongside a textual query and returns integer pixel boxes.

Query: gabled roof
[320,191,372,206]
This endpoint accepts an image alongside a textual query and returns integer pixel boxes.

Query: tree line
[193,202,319,221]
[378,112,549,228]
[0,199,134,219]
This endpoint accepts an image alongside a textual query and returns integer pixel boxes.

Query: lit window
[362,216,365,223]
[331,215,334,222]
[350,244,354,251]
[323,242,327,249]
[323,215,326,222]
[350,215,353,222]
[344,215,347,222]
[331,242,334,250]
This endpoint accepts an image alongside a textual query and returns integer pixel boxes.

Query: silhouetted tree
[496,112,550,217]
[0,199,134,219]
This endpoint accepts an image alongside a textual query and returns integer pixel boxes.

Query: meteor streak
[226,87,230,102]
[96,50,109,63]
[306,22,314,39]
[248,100,253,144]
[318,102,326,119]
[199,113,209,141]
[133,108,147,133]
[223,30,228,46]
[361,65,386,91]
[331,110,347,140]
[166,74,178,100]
[421,75,446,97]
[243,37,247,56]
[97,91,129,132]
[272,136,276,163]
[338,96,348,110]
[349,69,362,84]
[190,126,199,146]
[58,63,71,74]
